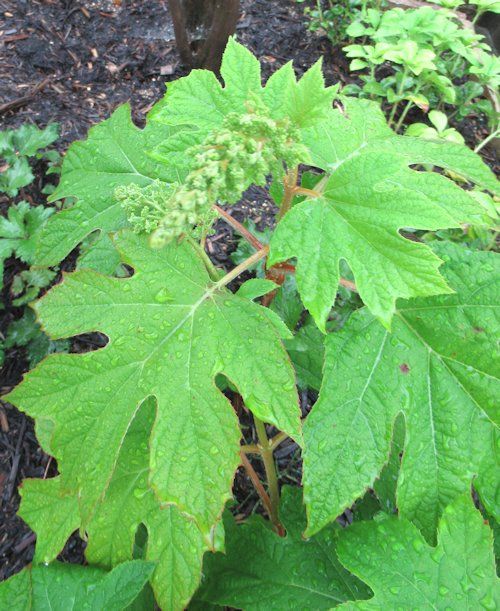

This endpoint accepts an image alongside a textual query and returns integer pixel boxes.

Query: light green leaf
[150,38,336,134]
[150,68,230,132]
[475,427,500,521]
[262,58,338,129]
[0,201,53,280]
[12,123,59,157]
[220,36,262,107]
[337,494,499,609]
[36,104,177,267]
[8,231,301,538]
[269,98,498,329]
[303,243,499,538]
[20,400,207,610]
[0,157,34,196]
[195,487,370,609]
[301,97,392,171]
[236,278,278,300]
[285,315,325,391]
[86,400,207,610]
[0,561,154,611]
[18,477,80,564]
[373,414,404,514]
[76,233,122,275]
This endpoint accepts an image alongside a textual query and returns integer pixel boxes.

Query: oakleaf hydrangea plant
[1,39,498,609]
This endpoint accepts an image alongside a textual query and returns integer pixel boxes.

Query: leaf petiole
[212,246,269,290]
[240,451,274,520]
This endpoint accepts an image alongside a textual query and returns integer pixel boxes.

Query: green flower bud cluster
[115,181,174,235]
[150,107,309,248]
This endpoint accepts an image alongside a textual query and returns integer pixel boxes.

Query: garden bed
[0,0,498,587]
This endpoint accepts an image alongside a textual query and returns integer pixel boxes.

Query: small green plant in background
[405,109,465,143]
[0,201,58,317]
[0,41,498,609]
[2,308,69,367]
[0,126,64,369]
[0,124,59,196]
[0,201,53,281]
[469,0,500,23]
[296,0,364,46]
[344,6,498,131]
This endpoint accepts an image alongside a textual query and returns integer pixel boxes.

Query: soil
[0,0,497,584]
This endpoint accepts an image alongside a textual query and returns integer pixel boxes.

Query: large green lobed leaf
[337,494,499,609]
[150,37,337,142]
[19,400,207,610]
[195,486,370,609]
[269,98,499,329]
[303,242,499,538]
[36,104,179,267]
[8,231,301,539]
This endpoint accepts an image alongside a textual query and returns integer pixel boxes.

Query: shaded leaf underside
[196,487,370,610]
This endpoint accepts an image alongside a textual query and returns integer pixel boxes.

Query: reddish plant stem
[277,167,299,220]
[240,450,274,519]
[213,204,263,251]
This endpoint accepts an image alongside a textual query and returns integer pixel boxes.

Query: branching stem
[269,431,290,451]
[253,416,283,532]
[187,236,220,281]
[214,246,269,289]
[241,443,260,454]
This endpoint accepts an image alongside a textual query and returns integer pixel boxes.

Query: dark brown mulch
[0,0,498,584]
[0,0,346,142]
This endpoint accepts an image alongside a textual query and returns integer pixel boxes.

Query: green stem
[474,127,500,153]
[369,66,376,100]
[449,52,465,76]
[394,100,414,133]
[472,10,482,25]
[388,101,400,128]
[187,237,220,281]
[316,0,324,23]
[269,431,289,451]
[254,416,282,530]
[388,67,409,127]
[213,246,269,289]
